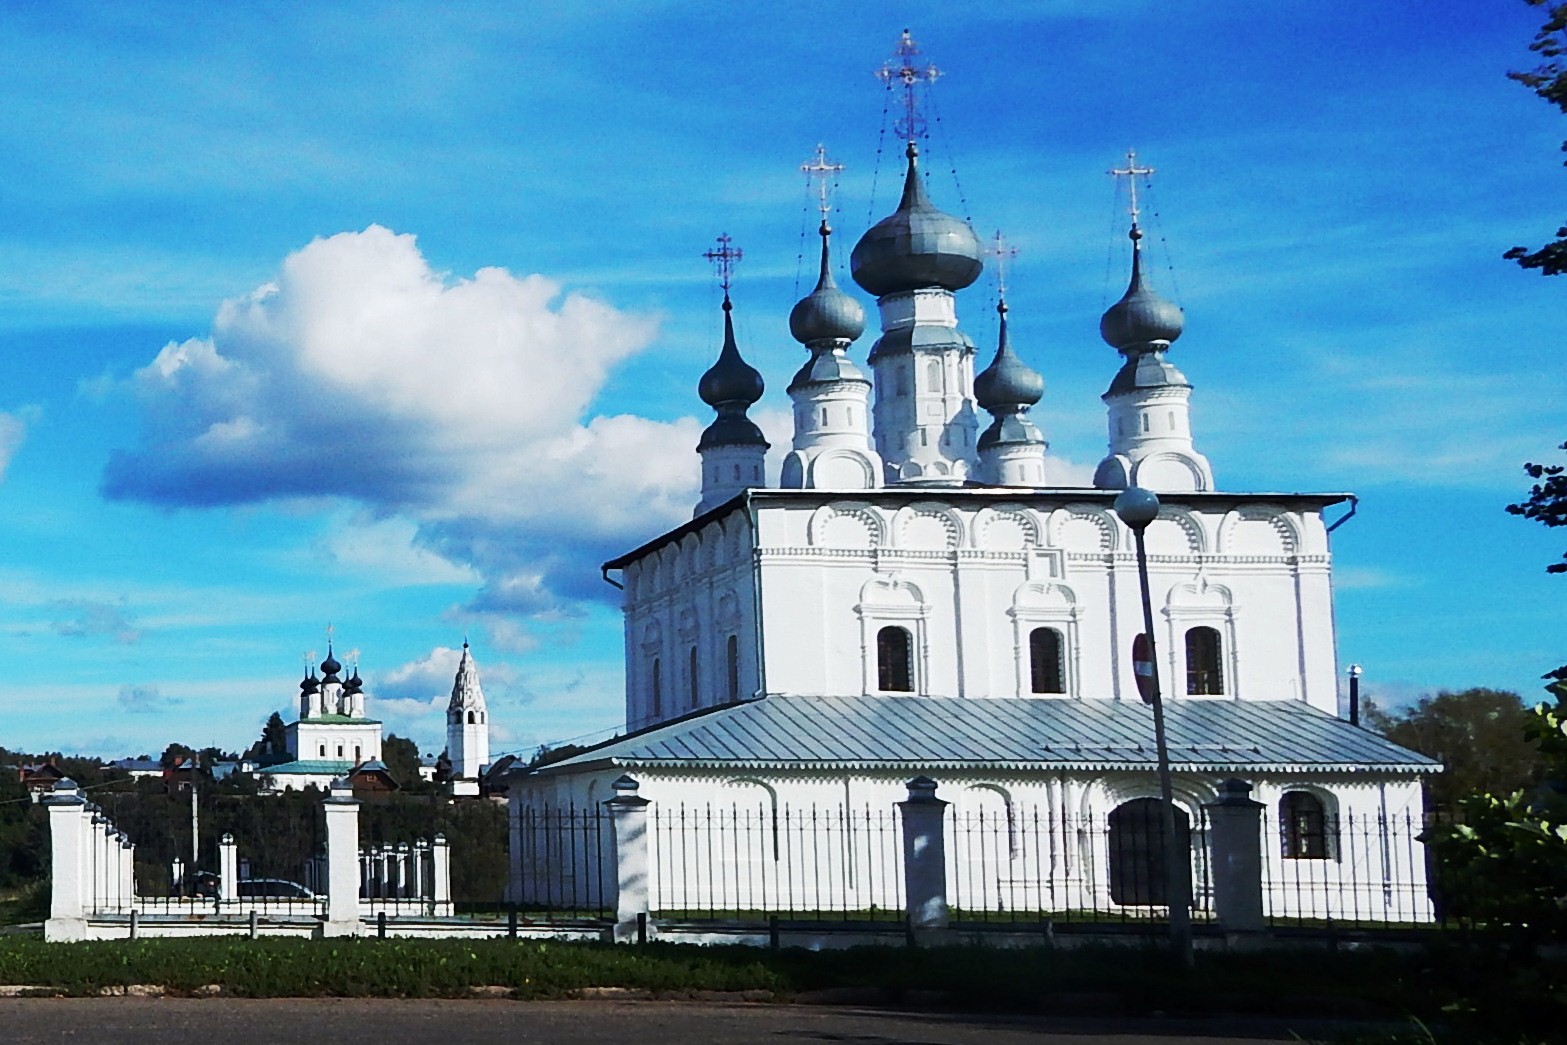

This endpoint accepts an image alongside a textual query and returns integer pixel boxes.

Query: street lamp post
[1348,664,1363,727]
[1112,486,1194,968]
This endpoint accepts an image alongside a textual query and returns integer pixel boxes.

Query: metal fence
[512,800,1446,931]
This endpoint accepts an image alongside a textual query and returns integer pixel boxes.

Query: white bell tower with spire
[446,641,490,796]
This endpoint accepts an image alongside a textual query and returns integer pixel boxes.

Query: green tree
[1505,1,1567,274]
[243,712,289,762]
[1368,688,1550,812]
[380,734,422,789]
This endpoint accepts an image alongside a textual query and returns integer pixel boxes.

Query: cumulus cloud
[103,226,699,614]
[51,599,142,644]
[118,684,179,714]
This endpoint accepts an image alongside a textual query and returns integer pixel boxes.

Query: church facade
[507,42,1436,921]
[258,647,385,792]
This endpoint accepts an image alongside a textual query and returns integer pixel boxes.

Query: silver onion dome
[790,221,866,346]
[974,301,1043,411]
[851,142,983,298]
[1099,231,1184,351]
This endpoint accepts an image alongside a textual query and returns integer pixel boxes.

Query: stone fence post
[321,778,363,937]
[897,776,950,932]
[44,778,89,942]
[1203,778,1266,934]
[431,834,452,916]
[604,774,651,941]
[219,833,238,902]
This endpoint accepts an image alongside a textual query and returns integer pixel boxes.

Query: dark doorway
[1108,797,1191,906]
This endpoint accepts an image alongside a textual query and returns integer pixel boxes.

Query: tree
[1368,689,1551,812]
[1505,1,1567,274]
[1424,682,1567,942]
[380,734,423,789]
[243,712,289,762]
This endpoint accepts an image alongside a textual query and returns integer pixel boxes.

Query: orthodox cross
[986,230,1019,297]
[703,233,742,293]
[877,28,940,141]
[801,143,844,219]
[1108,150,1156,234]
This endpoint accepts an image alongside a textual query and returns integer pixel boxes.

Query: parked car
[236,878,315,899]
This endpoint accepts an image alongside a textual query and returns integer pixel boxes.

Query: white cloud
[321,513,478,586]
[103,226,700,613]
[0,411,29,481]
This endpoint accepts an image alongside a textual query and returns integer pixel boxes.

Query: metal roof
[531,696,1438,777]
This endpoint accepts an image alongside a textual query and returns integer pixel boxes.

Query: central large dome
[851,142,983,298]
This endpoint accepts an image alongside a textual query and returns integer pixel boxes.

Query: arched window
[1280,792,1329,860]
[689,646,699,708]
[1186,626,1224,695]
[925,358,942,389]
[1108,798,1191,906]
[876,626,913,692]
[651,658,662,718]
[318,744,326,758]
[354,745,361,761]
[726,634,739,702]
[1029,627,1065,694]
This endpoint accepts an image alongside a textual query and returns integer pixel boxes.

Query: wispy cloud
[51,599,142,644]
[117,684,178,714]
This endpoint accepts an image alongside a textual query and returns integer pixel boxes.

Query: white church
[507,35,1437,920]
[256,641,491,796]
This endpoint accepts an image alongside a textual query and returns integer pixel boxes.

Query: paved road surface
[0,997,1356,1043]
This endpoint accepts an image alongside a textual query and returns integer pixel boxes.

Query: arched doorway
[1108,798,1190,906]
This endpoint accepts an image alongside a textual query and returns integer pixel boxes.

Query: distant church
[507,33,1434,916]
[256,640,491,795]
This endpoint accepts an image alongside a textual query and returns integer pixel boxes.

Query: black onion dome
[300,670,319,695]
[698,297,764,408]
[1100,236,1184,350]
[697,295,768,451]
[790,223,866,345]
[973,302,1043,411]
[345,668,363,694]
[320,647,342,680]
[851,142,983,297]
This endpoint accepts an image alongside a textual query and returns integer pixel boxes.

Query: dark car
[235,878,315,899]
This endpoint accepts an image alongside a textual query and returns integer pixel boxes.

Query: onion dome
[974,301,1043,412]
[696,294,768,451]
[344,667,363,695]
[1099,230,1184,351]
[851,142,983,297]
[299,670,319,696]
[320,646,342,682]
[790,221,865,346]
[975,300,1046,452]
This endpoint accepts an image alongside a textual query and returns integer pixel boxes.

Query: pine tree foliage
[1505,1,1567,274]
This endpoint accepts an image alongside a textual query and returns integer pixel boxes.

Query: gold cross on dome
[703,233,743,293]
[876,28,940,141]
[801,143,845,218]
[1108,149,1157,230]
[986,230,1019,296]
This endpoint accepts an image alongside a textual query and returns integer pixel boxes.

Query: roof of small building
[522,696,1438,777]
[294,714,382,725]
[260,759,358,776]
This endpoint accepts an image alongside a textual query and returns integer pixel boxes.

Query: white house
[506,42,1437,923]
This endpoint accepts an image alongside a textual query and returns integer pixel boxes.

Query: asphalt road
[0,997,1357,1043]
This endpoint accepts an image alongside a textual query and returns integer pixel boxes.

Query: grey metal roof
[531,696,1438,777]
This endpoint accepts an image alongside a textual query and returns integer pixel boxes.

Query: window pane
[1030,628,1065,694]
[1185,626,1224,695]
[877,626,913,692]
[1280,792,1328,860]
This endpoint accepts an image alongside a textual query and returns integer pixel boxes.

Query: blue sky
[0,1,1562,760]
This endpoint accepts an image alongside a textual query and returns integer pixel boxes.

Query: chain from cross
[986,230,1020,296]
[1108,149,1157,232]
[876,28,940,142]
[703,233,742,293]
[801,143,844,218]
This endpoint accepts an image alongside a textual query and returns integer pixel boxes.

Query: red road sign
[1132,633,1156,705]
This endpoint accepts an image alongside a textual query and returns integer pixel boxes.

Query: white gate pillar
[321,779,363,937]
[219,833,238,902]
[431,834,452,916]
[897,776,951,932]
[44,779,90,942]
[605,774,652,941]
[1203,778,1266,934]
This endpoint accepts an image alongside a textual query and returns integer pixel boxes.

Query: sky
[0,1,1563,761]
